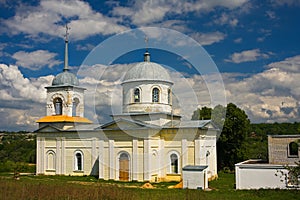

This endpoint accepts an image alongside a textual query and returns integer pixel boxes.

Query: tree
[192,103,250,170]
[191,106,212,120]
[217,103,250,170]
[276,161,300,188]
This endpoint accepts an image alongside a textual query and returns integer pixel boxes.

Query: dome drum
[122,63,173,114]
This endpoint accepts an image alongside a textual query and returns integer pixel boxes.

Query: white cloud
[267,55,300,73]
[0,63,53,130]
[12,50,61,70]
[0,64,52,103]
[3,54,300,130]
[112,0,250,26]
[213,13,239,27]
[266,11,276,19]
[190,32,226,46]
[4,0,127,40]
[225,49,270,63]
[223,55,300,123]
[234,38,242,43]
[270,0,300,6]
[76,43,95,51]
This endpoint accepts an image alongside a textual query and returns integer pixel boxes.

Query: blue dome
[52,71,79,86]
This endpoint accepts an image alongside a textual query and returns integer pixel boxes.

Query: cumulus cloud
[112,0,249,26]
[225,49,270,63]
[12,50,61,70]
[213,13,239,27]
[0,63,53,130]
[270,0,300,6]
[3,0,127,40]
[190,32,226,46]
[76,43,95,51]
[224,55,300,123]
[2,54,300,130]
[267,55,300,73]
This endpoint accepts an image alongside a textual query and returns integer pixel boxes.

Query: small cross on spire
[64,24,71,42]
[63,24,70,71]
[144,36,149,52]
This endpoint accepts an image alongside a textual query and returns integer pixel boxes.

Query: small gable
[99,118,153,130]
[35,125,62,133]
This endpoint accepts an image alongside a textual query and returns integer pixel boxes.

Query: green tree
[191,106,212,120]
[211,104,226,128]
[217,103,250,170]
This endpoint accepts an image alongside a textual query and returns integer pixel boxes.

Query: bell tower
[37,25,91,128]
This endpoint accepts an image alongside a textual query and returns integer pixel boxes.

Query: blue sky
[1,0,300,131]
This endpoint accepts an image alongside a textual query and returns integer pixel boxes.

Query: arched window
[134,88,140,103]
[46,151,55,170]
[54,98,62,115]
[74,151,83,171]
[119,152,130,181]
[168,88,171,105]
[170,153,178,174]
[152,87,159,103]
[289,142,299,157]
[72,98,79,116]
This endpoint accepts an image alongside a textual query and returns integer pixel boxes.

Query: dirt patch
[141,182,154,189]
[68,181,95,186]
[168,181,182,189]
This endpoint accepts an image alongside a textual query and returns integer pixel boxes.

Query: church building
[35,28,220,182]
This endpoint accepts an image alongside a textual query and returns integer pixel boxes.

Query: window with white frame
[54,97,63,115]
[152,87,159,103]
[170,153,179,174]
[74,151,83,171]
[134,88,140,103]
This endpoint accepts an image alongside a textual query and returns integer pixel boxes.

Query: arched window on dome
[54,98,62,115]
[134,88,140,103]
[72,98,80,116]
[152,87,160,103]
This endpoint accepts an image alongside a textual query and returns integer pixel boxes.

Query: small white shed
[182,165,208,189]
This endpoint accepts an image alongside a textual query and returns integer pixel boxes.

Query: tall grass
[0,172,299,200]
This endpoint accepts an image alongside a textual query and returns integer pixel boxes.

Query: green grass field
[0,172,299,200]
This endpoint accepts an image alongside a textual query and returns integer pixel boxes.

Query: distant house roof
[268,134,300,138]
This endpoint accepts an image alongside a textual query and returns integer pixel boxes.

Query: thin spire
[64,24,71,71]
[144,36,150,62]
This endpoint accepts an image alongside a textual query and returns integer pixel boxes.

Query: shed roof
[182,165,208,171]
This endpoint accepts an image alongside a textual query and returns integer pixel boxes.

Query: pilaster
[143,139,151,181]
[181,139,187,168]
[132,139,138,181]
[109,140,114,179]
[98,140,104,179]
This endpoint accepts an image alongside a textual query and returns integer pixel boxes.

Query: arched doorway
[119,152,129,181]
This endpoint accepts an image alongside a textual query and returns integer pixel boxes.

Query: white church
[35,29,220,182]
